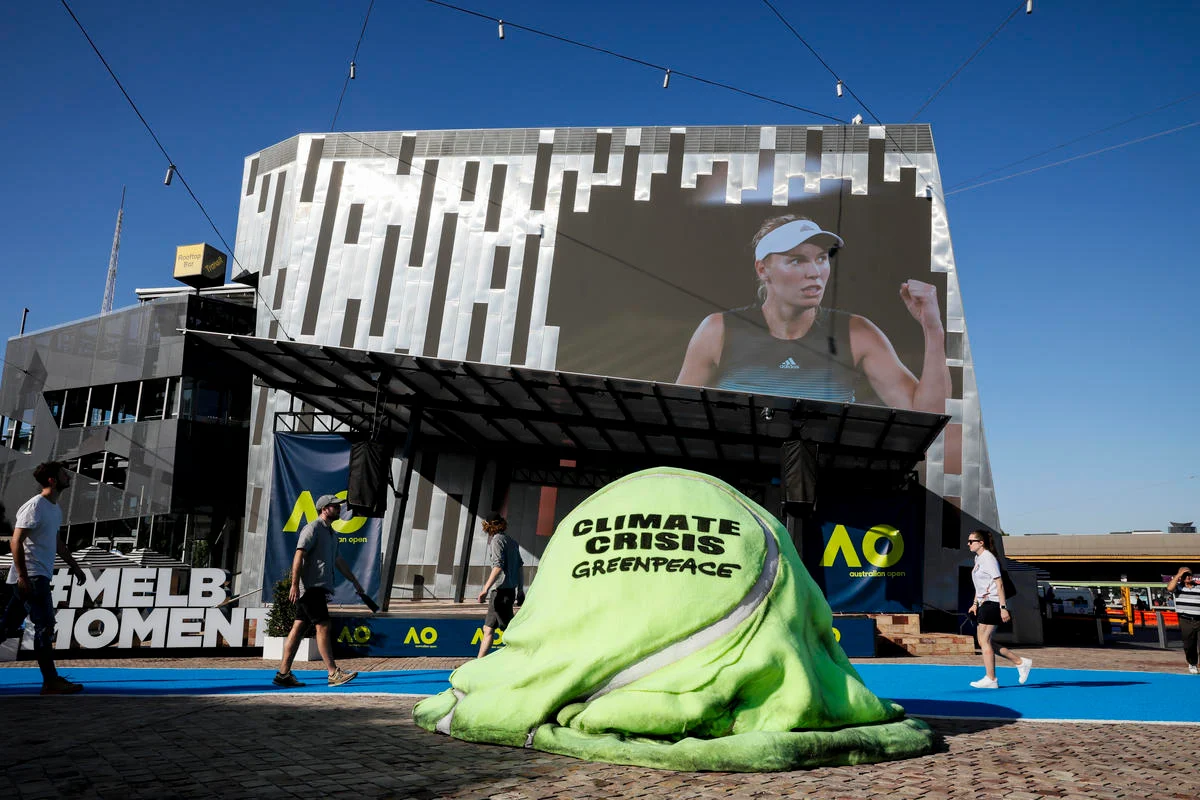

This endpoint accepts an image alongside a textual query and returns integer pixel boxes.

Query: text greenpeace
[10,567,268,651]
[570,512,744,581]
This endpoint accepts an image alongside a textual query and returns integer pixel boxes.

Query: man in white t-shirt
[1,461,87,694]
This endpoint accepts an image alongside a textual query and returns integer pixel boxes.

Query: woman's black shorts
[976,600,1003,625]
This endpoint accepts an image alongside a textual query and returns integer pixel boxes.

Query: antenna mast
[101,186,125,315]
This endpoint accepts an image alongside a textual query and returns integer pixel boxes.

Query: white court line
[914,714,1200,726]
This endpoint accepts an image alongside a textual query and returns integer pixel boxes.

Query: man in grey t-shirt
[475,512,524,658]
[273,494,368,688]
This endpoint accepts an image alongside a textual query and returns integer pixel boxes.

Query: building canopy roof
[187,331,948,478]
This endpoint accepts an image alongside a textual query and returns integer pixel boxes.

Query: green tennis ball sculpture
[414,467,933,771]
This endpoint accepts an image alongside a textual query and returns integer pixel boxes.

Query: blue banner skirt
[265,433,383,605]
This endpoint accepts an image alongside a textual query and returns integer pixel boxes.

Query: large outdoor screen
[546,138,947,413]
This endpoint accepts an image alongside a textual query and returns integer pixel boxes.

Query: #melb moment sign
[8,567,268,651]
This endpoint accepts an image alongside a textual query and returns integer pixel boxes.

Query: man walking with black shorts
[273,494,367,688]
[476,512,523,658]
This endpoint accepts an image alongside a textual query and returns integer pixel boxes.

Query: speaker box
[781,440,818,515]
[348,441,393,518]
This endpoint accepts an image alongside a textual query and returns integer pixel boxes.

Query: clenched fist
[900,279,943,331]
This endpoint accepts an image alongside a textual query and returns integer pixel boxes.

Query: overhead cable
[58,0,296,340]
[945,120,1200,195]
[948,91,1200,190]
[423,0,845,123]
[759,0,937,198]
[330,0,377,131]
[908,0,1028,122]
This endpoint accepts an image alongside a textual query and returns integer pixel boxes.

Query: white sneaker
[1189,665,1198,674]
[1018,657,1033,684]
[970,676,999,689]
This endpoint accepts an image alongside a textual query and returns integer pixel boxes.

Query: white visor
[754,219,844,261]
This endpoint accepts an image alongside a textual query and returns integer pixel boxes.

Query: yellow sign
[282,491,367,534]
[174,243,227,289]
[821,524,905,569]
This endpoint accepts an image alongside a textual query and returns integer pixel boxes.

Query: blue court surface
[0,663,1196,724]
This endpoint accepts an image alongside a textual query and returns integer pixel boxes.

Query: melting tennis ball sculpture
[414,467,933,771]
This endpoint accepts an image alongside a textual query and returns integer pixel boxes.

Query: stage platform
[331,599,486,619]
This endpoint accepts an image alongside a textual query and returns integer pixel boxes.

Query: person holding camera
[1167,566,1200,674]
[966,529,1032,688]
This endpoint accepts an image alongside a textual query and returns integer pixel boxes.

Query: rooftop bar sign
[8,567,268,651]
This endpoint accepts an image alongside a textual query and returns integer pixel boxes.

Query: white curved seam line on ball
[435,688,465,734]
[585,477,779,701]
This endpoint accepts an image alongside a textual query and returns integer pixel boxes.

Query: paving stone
[2,645,1198,799]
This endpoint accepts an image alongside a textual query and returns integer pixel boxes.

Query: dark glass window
[88,384,116,427]
[113,382,139,424]
[13,421,34,454]
[44,390,65,425]
[164,378,178,419]
[140,379,168,420]
[102,452,128,490]
[62,389,88,428]
[78,452,105,483]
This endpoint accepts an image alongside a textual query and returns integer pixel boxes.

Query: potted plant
[261,575,320,661]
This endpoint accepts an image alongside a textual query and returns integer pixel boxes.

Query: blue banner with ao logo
[265,434,382,605]
[801,488,924,613]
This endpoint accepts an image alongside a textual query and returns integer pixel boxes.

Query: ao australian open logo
[822,523,907,578]
[569,512,746,580]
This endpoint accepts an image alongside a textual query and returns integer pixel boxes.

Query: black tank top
[713,305,859,400]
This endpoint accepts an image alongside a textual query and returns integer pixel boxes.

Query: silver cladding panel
[232,124,996,602]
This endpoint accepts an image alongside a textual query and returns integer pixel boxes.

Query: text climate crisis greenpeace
[570,512,746,580]
[10,567,267,651]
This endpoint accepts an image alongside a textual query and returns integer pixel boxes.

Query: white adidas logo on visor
[778,357,800,369]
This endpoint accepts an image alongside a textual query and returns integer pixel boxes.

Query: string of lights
[423,0,846,123]
[330,0,377,131]
[58,0,296,340]
[757,0,940,201]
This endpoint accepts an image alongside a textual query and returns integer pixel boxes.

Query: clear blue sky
[3,1,1197,534]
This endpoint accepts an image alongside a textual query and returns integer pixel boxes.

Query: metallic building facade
[0,293,254,569]
[233,125,1000,613]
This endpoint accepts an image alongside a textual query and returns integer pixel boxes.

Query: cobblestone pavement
[2,645,1198,799]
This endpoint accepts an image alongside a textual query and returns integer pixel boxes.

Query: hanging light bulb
[349,60,357,80]
[836,79,844,98]
[498,19,505,39]
[662,69,671,89]
[164,164,175,186]
[851,113,863,125]
[1026,0,1033,13]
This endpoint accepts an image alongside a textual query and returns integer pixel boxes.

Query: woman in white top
[967,529,1032,688]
